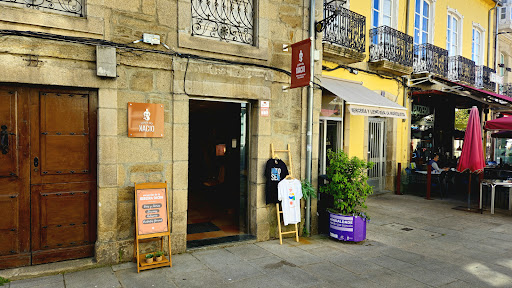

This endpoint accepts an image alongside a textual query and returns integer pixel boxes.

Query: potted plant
[154,251,164,262]
[145,253,154,264]
[319,150,373,242]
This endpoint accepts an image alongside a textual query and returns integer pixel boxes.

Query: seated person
[428,154,449,174]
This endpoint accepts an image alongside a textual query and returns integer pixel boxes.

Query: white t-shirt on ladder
[277,178,303,226]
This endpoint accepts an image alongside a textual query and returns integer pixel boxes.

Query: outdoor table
[479,179,512,214]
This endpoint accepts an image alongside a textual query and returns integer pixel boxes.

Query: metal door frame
[368,117,386,192]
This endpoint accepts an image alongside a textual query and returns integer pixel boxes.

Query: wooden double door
[0,86,97,269]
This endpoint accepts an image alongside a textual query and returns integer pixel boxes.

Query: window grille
[191,0,254,45]
[0,0,84,17]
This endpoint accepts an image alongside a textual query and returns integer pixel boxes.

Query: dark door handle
[34,157,39,168]
[1,125,8,155]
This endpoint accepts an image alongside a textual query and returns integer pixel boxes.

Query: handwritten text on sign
[136,188,168,235]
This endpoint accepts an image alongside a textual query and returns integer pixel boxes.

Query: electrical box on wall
[143,33,161,45]
[96,46,117,78]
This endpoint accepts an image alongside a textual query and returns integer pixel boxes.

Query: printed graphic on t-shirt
[271,168,281,181]
[288,188,295,208]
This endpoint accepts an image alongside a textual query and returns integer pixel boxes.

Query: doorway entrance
[0,86,97,269]
[187,100,250,247]
[368,118,386,192]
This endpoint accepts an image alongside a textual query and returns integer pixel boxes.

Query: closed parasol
[457,106,485,209]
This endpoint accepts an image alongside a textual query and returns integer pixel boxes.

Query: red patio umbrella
[484,116,512,131]
[457,106,485,209]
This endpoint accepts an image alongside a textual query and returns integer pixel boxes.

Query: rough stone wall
[0,0,322,265]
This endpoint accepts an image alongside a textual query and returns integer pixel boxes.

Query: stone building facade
[0,0,321,268]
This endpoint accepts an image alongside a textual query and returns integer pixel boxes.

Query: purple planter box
[329,212,367,242]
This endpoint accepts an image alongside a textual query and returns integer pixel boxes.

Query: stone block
[171,233,187,254]
[130,70,154,92]
[129,173,147,184]
[173,124,188,161]
[99,164,118,188]
[129,164,164,173]
[148,173,163,182]
[173,100,189,124]
[171,211,187,235]
[98,136,118,164]
[117,201,135,240]
[172,161,188,190]
[118,165,127,187]
[151,127,173,159]
[142,0,156,15]
[118,186,135,202]
[97,188,118,242]
[165,162,173,188]
[98,108,118,136]
[117,110,128,136]
[95,241,119,265]
[118,137,160,163]
[117,90,146,109]
[155,69,172,92]
[98,89,118,109]
[172,189,188,212]
[117,239,135,262]
[257,223,270,241]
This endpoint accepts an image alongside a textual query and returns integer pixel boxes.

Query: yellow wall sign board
[134,182,172,273]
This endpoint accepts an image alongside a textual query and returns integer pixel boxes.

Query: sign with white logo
[128,102,165,137]
[260,100,270,117]
[290,38,311,89]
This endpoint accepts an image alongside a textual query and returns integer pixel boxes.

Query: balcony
[322,3,366,64]
[501,83,512,97]
[448,55,475,85]
[413,43,448,78]
[0,0,84,16]
[369,26,413,76]
[475,65,496,91]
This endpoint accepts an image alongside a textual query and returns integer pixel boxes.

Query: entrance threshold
[186,234,256,249]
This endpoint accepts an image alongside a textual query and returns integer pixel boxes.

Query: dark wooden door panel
[30,89,97,264]
[0,90,18,177]
[0,87,30,269]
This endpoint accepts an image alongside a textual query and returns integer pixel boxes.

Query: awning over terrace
[320,76,407,119]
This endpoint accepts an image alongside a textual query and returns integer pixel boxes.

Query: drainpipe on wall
[305,0,315,236]
[404,0,411,170]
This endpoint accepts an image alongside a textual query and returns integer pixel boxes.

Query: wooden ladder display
[271,144,299,245]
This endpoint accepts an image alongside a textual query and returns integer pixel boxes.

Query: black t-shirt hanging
[264,159,289,204]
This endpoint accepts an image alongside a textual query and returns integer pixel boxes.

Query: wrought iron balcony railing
[369,26,413,67]
[448,55,475,85]
[322,3,366,53]
[0,0,84,16]
[192,0,254,45]
[475,65,496,91]
[501,83,512,97]
[413,43,448,77]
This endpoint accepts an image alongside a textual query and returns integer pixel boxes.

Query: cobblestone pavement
[4,194,512,288]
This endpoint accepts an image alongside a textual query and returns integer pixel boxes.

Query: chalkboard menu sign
[136,188,168,235]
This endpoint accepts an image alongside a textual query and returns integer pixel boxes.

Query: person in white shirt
[428,154,449,174]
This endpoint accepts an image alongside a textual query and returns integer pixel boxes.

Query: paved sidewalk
[4,194,512,288]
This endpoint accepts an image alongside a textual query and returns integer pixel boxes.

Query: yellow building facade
[319,0,499,196]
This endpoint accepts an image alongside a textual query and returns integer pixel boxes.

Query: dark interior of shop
[187,100,250,247]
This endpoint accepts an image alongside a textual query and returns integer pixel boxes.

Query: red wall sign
[290,38,311,89]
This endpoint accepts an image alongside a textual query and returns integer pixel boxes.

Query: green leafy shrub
[0,277,9,286]
[155,251,164,257]
[319,150,373,219]
[301,180,317,200]
[145,253,154,259]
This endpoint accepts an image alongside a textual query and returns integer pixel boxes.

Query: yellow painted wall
[323,0,496,166]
